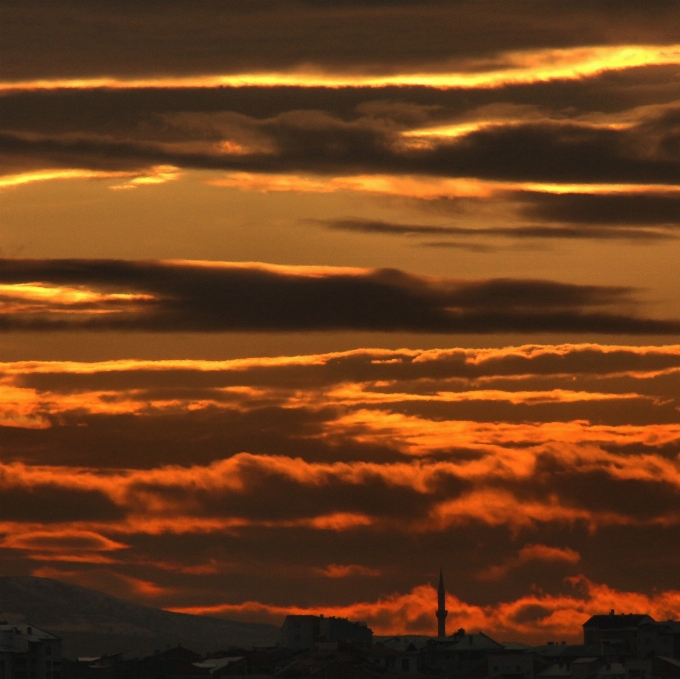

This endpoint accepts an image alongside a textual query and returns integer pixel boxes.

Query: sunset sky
[1,0,679,643]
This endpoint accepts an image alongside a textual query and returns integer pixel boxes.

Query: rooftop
[434,631,504,651]
[0,624,60,641]
[583,614,653,629]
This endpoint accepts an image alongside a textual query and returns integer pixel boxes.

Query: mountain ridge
[0,576,279,658]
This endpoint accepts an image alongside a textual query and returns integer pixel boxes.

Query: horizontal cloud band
[4,114,680,185]
[1,259,678,334]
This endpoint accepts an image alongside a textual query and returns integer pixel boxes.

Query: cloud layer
[3,1,680,81]
[1,259,677,334]
[1,0,679,643]
[1,343,678,637]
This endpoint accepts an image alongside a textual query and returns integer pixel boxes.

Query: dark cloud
[4,108,680,184]
[318,217,678,241]
[0,407,354,468]
[357,396,680,428]
[3,66,680,140]
[320,218,468,236]
[0,486,126,523]
[133,472,453,524]
[1,259,678,334]
[3,0,680,81]
[421,121,680,184]
[529,459,680,522]
[519,192,680,227]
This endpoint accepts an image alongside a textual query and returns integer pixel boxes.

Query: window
[402,658,410,671]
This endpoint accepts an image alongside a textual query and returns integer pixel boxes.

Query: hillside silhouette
[0,576,278,658]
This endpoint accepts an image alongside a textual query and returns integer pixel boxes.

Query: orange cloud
[401,119,634,145]
[0,530,128,552]
[0,441,676,509]
[1,343,677,376]
[2,45,679,92]
[317,564,383,578]
[0,169,135,188]
[0,380,659,429]
[283,513,375,531]
[324,384,644,406]
[326,410,680,457]
[479,544,581,581]
[0,283,155,318]
[0,432,677,542]
[209,172,680,200]
[0,166,180,190]
[425,490,631,533]
[0,344,677,552]
[413,343,680,364]
[27,553,120,565]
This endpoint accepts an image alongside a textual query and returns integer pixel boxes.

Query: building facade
[280,615,372,650]
[583,613,654,656]
[0,625,61,679]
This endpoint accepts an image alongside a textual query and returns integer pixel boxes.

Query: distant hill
[0,576,279,659]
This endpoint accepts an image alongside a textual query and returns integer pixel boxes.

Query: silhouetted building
[69,653,122,679]
[0,624,62,679]
[488,648,541,679]
[534,643,620,666]
[280,616,319,651]
[201,647,296,676]
[427,629,505,676]
[436,569,448,638]
[366,643,421,673]
[583,612,654,655]
[280,615,372,650]
[637,621,680,660]
[654,656,680,678]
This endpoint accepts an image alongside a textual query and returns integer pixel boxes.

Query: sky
[0,0,679,643]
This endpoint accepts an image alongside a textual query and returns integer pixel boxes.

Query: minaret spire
[436,568,448,638]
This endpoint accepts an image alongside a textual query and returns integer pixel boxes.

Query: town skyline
[2,574,678,678]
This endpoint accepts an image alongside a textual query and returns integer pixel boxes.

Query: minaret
[436,568,448,638]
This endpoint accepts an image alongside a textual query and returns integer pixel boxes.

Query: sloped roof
[535,645,591,657]
[502,642,534,651]
[0,624,60,641]
[437,631,504,650]
[583,615,653,628]
[538,663,572,677]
